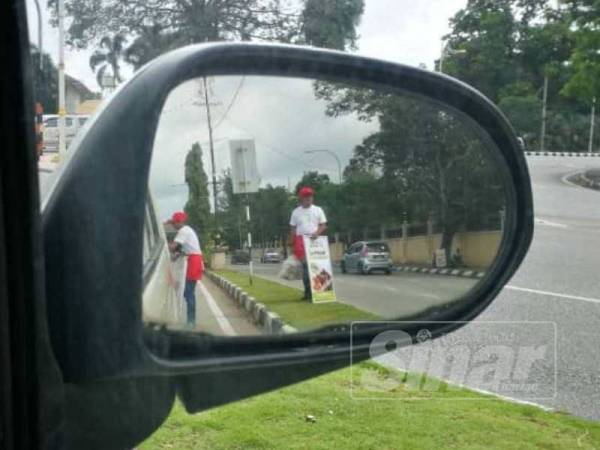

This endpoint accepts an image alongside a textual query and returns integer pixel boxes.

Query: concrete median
[205,271,297,335]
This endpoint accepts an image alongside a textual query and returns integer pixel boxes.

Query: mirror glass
[144,75,509,337]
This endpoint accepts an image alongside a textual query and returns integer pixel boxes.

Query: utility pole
[57,0,66,160]
[33,0,43,69]
[540,75,548,152]
[589,97,596,154]
[197,77,221,223]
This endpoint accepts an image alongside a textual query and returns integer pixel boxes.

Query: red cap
[171,211,188,224]
[298,186,314,198]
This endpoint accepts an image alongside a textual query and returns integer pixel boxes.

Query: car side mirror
[41,43,533,449]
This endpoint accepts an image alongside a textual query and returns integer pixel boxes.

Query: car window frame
[142,197,165,287]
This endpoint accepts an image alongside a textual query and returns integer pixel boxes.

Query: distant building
[65,75,97,114]
[76,99,102,115]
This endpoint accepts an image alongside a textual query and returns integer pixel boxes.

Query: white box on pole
[229,139,260,194]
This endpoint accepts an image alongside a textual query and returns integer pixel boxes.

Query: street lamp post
[589,97,596,154]
[540,74,549,152]
[304,149,342,184]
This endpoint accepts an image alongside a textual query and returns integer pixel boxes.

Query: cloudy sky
[26,0,467,92]
[150,76,382,218]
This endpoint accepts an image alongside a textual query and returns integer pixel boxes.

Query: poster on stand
[303,236,337,303]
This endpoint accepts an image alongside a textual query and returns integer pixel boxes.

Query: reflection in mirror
[144,75,508,337]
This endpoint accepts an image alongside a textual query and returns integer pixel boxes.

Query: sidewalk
[38,152,59,172]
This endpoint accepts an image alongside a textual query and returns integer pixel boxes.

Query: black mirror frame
[42,43,533,387]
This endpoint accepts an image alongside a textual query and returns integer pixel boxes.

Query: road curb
[524,151,600,157]
[568,171,600,191]
[205,271,297,335]
[394,265,485,279]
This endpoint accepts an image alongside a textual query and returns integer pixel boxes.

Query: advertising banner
[229,139,260,194]
[303,236,337,303]
[435,249,447,268]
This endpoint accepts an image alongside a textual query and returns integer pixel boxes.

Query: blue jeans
[184,280,197,325]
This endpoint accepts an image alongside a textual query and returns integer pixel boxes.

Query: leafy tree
[442,0,519,101]
[51,0,364,70]
[302,0,364,49]
[498,93,543,147]
[219,171,293,249]
[184,143,212,245]
[518,13,574,88]
[218,171,246,248]
[89,34,126,89]
[30,46,58,113]
[442,0,596,152]
[316,85,505,257]
[250,184,291,248]
[295,171,332,194]
[561,0,600,102]
[546,108,595,151]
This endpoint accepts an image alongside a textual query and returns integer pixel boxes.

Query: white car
[261,248,281,263]
[42,114,90,151]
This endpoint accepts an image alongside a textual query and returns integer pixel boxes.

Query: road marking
[449,382,554,411]
[534,217,567,228]
[506,285,600,305]
[383,284,441,300]
[198,281,237,336]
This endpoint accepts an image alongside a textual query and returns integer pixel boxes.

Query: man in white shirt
[289,186,327,300]
[168,211,204,327]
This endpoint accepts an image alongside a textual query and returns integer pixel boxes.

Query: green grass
[140,361,600,450]
[215,269,378,330]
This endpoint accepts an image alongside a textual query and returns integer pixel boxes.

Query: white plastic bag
[279,255,303,280]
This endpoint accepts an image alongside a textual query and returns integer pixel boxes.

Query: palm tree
[89,35,126,89]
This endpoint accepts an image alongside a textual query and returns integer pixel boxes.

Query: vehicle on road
[341,241,393,275]
[231,249,251,264]
[42,114,90,151]
[261,248,281,263]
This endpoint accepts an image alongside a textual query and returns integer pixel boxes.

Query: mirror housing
[41,43,533,449]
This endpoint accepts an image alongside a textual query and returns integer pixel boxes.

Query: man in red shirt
[168,211,204,327]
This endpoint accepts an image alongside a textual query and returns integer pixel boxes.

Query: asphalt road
[423,156,600,419]
[231,262,477,317]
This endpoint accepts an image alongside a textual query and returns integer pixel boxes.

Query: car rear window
[366,243,389,252]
